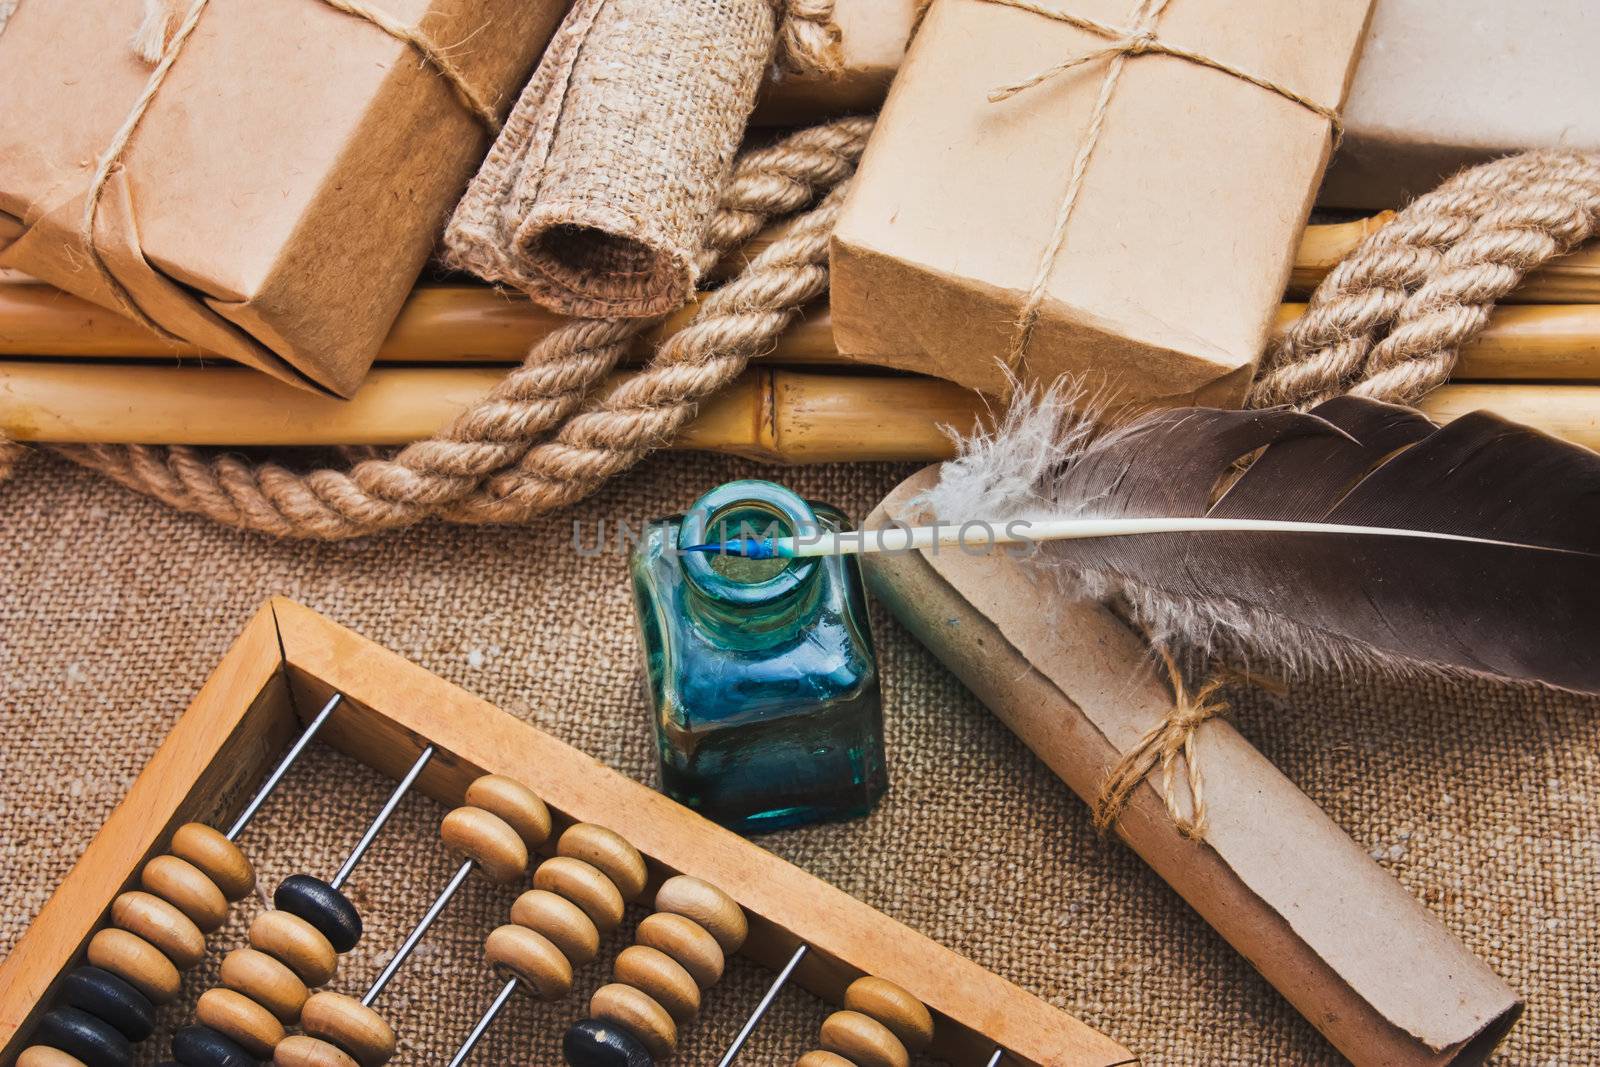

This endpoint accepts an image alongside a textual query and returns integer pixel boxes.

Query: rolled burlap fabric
[443,0,779,318]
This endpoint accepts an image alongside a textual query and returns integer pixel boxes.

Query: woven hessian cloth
[2,452,1597,1064]
[442,0,776,317]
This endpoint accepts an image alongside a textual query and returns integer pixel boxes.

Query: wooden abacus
[0,599,1136,1067]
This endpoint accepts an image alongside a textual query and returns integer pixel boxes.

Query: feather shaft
[692,516,1537,559]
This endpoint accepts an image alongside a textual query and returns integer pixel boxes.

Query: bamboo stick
[6,279,1600,381]
[5,216,1600,366]
[1287,216,1600,302]
[1269,303,1600,381]
[4,362,1595,459]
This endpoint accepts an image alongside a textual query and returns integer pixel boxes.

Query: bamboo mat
[1,451,1596,1065]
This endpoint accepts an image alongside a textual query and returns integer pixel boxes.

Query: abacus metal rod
[715,943,809,1067]
[362,857,475,1006]
[985,1050,1005,1067]
[223,691,343,841]
[329,744,436,890]
[444,975,519,1067]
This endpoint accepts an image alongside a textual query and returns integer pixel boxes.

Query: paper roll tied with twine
[443,0,782,318]
[864,469,1524,1067]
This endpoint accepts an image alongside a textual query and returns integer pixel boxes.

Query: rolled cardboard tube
[862,468,1522,1067]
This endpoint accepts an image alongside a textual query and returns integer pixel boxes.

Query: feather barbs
[917,382,1600,695]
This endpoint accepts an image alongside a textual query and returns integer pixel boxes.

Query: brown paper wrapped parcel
[1321,0,1600,207]
[865,468,1523,1067]
[829,0,1373,403]
[0,0,567,396]
[792,0,1600,211]
[753,0,918,125]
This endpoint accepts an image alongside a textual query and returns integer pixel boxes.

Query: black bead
[562,1019,654,1067]
[60,966,157,1042]
[171,1024,258,1067]
[36,1006,134,1067]
[273,874,362,953]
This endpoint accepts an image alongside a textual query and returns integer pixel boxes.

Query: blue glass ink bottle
[630,479,886,834]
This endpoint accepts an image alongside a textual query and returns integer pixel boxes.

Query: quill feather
[917,387,1600,695]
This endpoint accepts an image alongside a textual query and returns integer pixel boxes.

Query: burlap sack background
[2,451,1596,1065]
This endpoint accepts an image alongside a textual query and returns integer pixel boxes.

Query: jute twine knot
[1094,645,1223,841]
[976,0,1342,374]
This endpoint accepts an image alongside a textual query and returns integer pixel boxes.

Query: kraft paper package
[828,0,1374,404]
[752,0,919,125]
[1321,0,1600,207]
[772,0,1600,210]
[0,0,568,395]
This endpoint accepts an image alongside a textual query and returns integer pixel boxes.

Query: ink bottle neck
[677,480,823,649]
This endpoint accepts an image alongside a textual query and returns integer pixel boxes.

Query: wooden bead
[300,992,395,1067]
[819,1011,909,1067]
[558,824,648,901]
[274,876,362,954]
[797,1053,857,1067]
[140,855,227,933]
[653,876,746,953]
[87,928,181,1004]
[197,987,287,1059]
[562,1019,654,1067]
[589,983,676,1059]
[249,910,338,987]
[273,1035,360,1067]
[843,977,935,1051]
[614,945,699,1023]
[218,948,307,1025]
[509,889,600,965]
[484,924,573,1001]
[170,823,255,901]
[33,1007,131,1067]
[634,913,724,989]
[17,1047,88,1067]
[172,1023,254,1067]
[533,856,625,932]
[221,947,309,1023]
[60,966,156,1041]
[441,806,528,884]
[110,891,206,970]
[465,774,551,848]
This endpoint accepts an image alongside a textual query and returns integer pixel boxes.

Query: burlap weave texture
[443,0,777,318]
[2,453,1597,1064]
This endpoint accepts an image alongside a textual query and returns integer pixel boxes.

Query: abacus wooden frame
[0,598,1137,1067]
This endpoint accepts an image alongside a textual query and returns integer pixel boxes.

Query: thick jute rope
[0,117,872,536]
[83,0,502,345]
[1252,150,1600,409]
[775,0,843,76]
[975,0,1341,373]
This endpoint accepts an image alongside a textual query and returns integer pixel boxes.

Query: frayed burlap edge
[443,0,780,318]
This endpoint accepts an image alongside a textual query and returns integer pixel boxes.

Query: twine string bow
[975,0,1343,373]
[1093,644,1224,841]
